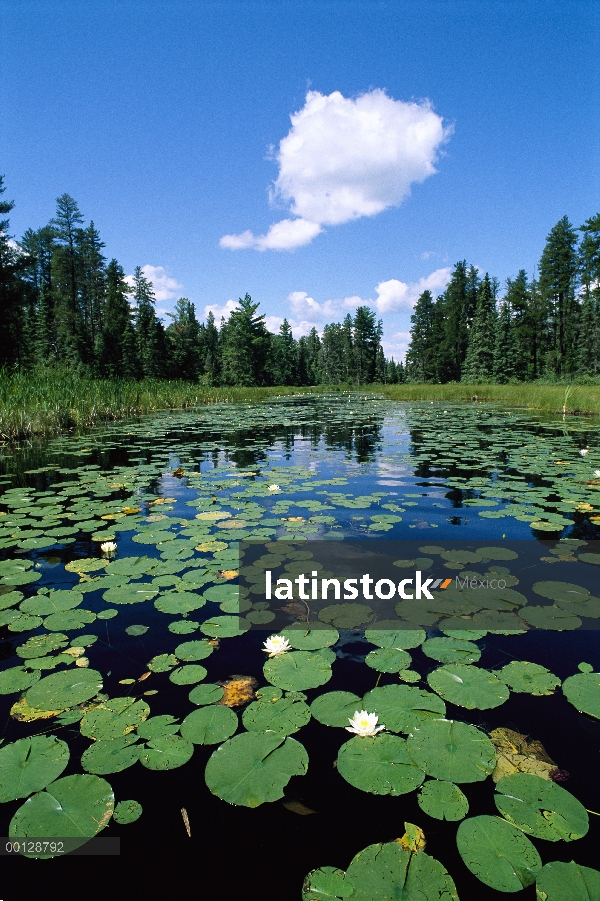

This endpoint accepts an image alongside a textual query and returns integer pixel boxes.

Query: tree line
[405,213,600,382]
[0,181,404,386]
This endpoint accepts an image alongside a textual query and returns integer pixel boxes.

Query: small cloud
[382,330,412,362]
[288,290,364,321]
[374,267,452,313]
[221,87,451,251]
[125,264,183,302]
[203,299,239,322]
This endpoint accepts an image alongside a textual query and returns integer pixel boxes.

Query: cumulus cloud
[221,88,451,251]
[202,299,239,322]
[125,265,183,302]
[374,267,452,313]
[382,330,412,361]
[288,290,364,321]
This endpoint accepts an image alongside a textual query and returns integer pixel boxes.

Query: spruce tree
[100,260,137,377]
[198,311,220,384]
[493,299,518,382]
[577,214,600,376]
[352,306,382,385]
[0,177,29,365]
[166,298,200,380]
[436,261,471,381]
[220,294,269,386]
[51,194,85,363]
[133,266,163,378]
[539,216,579,377]
[405,289,437,381]
[462,274,497,381]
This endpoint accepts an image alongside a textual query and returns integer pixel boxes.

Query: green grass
[2,368,600,442]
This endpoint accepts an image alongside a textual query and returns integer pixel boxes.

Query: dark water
[1,395,600,900]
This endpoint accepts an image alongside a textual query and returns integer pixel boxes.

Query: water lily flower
[100,541,117,556]
[346,710,385,736]
[595,470,600,478]
[268,484,281,491]
[580,448,590,456]
[262,635,291,657]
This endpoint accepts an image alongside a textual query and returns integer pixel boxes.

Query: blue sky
[3,0,599,360]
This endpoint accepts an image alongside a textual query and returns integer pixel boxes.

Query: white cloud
[203,299,238,322]
[125,265,183,302]
[382,330,412,362]
[374,267,452,313]
[288,290,363,321]
[221,88,451,251]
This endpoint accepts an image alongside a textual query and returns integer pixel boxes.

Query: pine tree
[271,318,296,385]
[100,260,137,377]
[493,299,518,382]
[374,345,386,382]
[51,194,85,363]
[198,311,220,384]
[305,327,321,385]
[462,274,497,381]
[352,306,382,385]
[133,266,163,378]
[405,290,437,381]
[577,214,600,376]
[396,359,406,383]
[77,221,106,359]
[539,216,579,377]
[436,261,471,381]
[385,357,398,384]
[166,298,200,380]
[220,294,269,386]
[0,176,29,366]
[20,226,58,363]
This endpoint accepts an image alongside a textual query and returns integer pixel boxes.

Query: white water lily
[268,484,281,491]
[100,541,117,556]
[346,710,385,737]
[580,448,590,456]
[262,635,291,657]
[595,470,600,477]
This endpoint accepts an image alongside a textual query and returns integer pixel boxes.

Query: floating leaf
[44,608,97,631]
[0,735,70,802]
[204,732,308,807]
[344,839,458,901]
[25,668,103,711]
[199,615,250,638]
[189,683,224,706]
[103,586,158,605]
[281,624,339,650]
[81,737,141,775]
[80,697,150,740]
[139,735,194,770]
[495,773,588,841]
[418,780,469,821]
[337,733,425,796]
[489,727,559,783]
[407,720,496,783]
[0,666,41,694]
[217,675,257,707]
[310,691,363,727]
[427,663,509,709]
[533,581,590,602]
[9,774,114,854]
[136,715,180,740]
[520,605,582,630]
[148,654,178,673]
[169,665,207,685]
[318,603,374,628]
[496,661,561,695]
[243,695,311,735]
[174,639,214,662]
[264,649,333,691]
[20,589,84,616]
[302,866,353,901]
[364,625,426,649]
[562,672,600,719]
[16,633,69,659]
[180,706,238,744]
[422,637,481,664]
[456,815,542,892]
[125,624,149,636]
[365,647,412,673]
[113,799,143,824]
[362,685,446,734]
[535,860,600,901]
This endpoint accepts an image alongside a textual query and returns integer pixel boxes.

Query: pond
[1,394,600,900]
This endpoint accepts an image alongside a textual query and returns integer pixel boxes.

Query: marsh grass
[3,367,600,442]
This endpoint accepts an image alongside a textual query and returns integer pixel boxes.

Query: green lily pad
[139,735,194,770]
[418,779,469,821]
[81,737,141,775]
[113,799,143,824]
[362,685,446,734]
[427,664,510,709]
[189,683,224,706]
[243,695,311,735]
[148,654,178,673]
[103,586,158,605]
[16,633,69,659]
[106,556,156,577]
[20,589,84,616]
[169,664,207,685]
[422,637,481,664]
[174,639,214,661]
[0,666,41,694]
[476,546,519,560]
[264,649,333,691]
[365,647,412,673]
[281,623,339,649]
[25,668,103,711]
[533,581,590,602]
[199,615,250,638]
[154,590,206,614]
[136,715,180,740]
[180,705,238,744]
[456,815,542,892]
[318,603,374,628]
[520,605,582,630]
[310,691,363,727]
[337,733,425,796]
[96,608,118,620]
[495,773,588,841]
[125,624,149,636]
[44,608,97,631]
[0,735,70,802]
[407,719,496,782]
[562,672,600,719]
[364,625,426,649]
[302,866,354,900]
[204,732,308,807]
[9,774,115,854]
[535,861,600,901]
[168,620,199,634]
[496,661,561,695]
[80,697,150,740]
[343,840,459,901]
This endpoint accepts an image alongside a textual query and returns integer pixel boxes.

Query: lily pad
[495,773,588,841]
[281,624,339,650]
[81,737,141,775]
[364,625,426,649]
[310,691,363,727]
[80,697,150,740]
[174,639,214,661]
[407,719,496,782]
[180,705,238,744]
[189,683,224,706]
[456,815,542,892]
[318,603,374,628]
[20,589,84,616]
[562,672,600,719]
[199,615,250,638]
[148,654,178,673]
[243,695,311,735]
[362,684,446,733]
[422,637,481,664]
[365,647,412,673]
[0,735,70,802]
[427,664,509,709]
[16,633,69,659]
[25,668,103,711]
[520,605,582,630]
[496,661,561,695]
[535,861,600,901]
[337,733,425,796]
[125,624,149,636]
[0,666,41,694]
[302,866,354,900]
[139,735,194,770]
[113,799,143,824]
[169,664,207,685]
[343,840,459,901]
[204,731,308,807]
[103,586,158,605]
[44,608,97,631]
[9,774,115,853]
[264,649,333,691]
[418,779,469,821]
[136,715,180,740]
